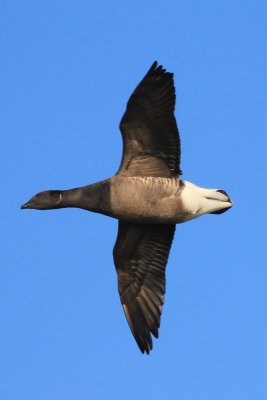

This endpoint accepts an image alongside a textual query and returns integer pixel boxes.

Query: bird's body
[21,62,232,354]
[109,176,231,223]
[55,176,231,224]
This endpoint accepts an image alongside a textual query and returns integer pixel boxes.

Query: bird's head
[20,190,63,210]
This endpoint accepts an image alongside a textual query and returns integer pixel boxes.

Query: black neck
[61,179,111,214]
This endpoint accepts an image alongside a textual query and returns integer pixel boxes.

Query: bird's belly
[111,198,182,223]
[110,177,185,223]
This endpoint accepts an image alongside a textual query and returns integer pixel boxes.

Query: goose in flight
[21,62,232,354]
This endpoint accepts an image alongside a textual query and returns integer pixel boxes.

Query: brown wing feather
[113,221,176,354]
[117,61,182,178]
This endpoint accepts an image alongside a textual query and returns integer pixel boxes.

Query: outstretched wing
[113,221,176,354]
[117,61,182,178]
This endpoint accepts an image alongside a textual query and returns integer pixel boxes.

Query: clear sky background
[1,1,266,399]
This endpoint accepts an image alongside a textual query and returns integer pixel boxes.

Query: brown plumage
[113,222,175,353]
[118,62,182,177]
[21,62,232,354]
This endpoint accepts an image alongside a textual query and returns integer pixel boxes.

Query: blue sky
[1,1,266,399]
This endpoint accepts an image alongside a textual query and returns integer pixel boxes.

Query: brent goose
[21,62,232,354]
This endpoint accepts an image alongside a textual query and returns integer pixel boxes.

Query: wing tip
[138,338,153,355]
[123,302,156,355]
[147,60,173,79]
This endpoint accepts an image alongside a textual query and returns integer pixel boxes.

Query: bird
[21,62,232,354]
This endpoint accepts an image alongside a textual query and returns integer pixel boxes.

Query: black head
[20,190,63,210]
